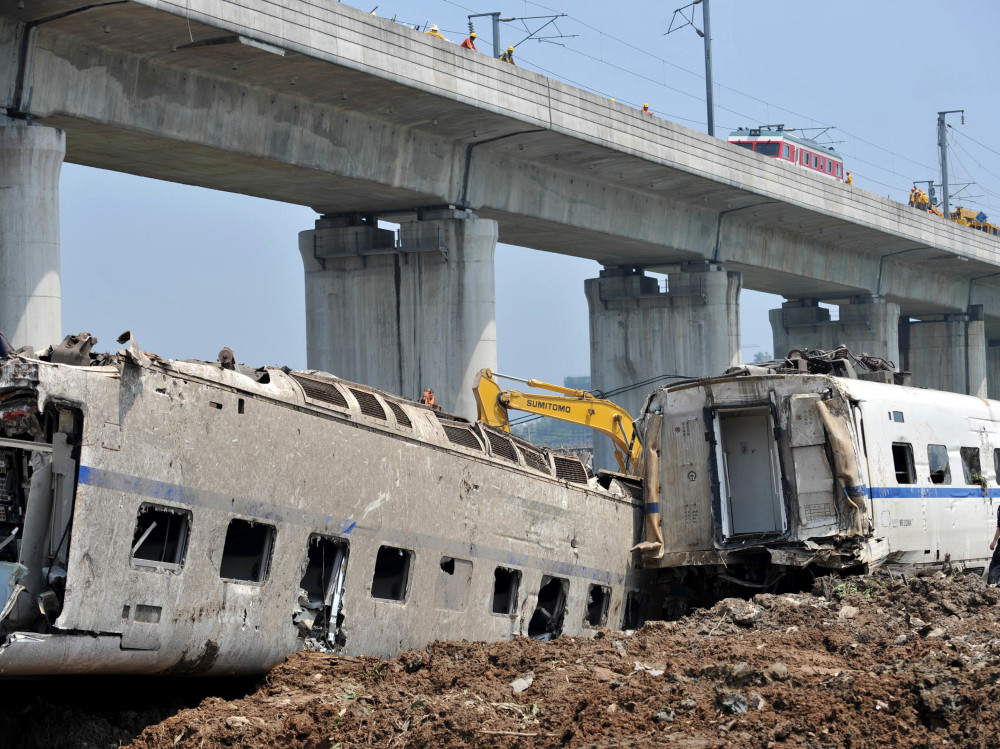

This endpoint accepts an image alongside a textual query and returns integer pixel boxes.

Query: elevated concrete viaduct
[3,0,1000,426]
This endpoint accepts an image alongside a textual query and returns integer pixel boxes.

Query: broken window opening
[219,519,275,583]
[891,443,915,484]
[927,444,951,485]
[622,590,646,630]
[492,567,521,615]
[585,584,611,627]
[0,447,30,562]
[961,447,983,485]
[435,556,472,611]
[371,545,412,601]
[131,504,191,571]
[295,534,349,648]
[527,575,568,640]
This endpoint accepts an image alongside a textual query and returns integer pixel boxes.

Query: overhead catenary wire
[519,0,940,177]
[407,2,997,210]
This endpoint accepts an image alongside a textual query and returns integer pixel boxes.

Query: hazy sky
[57,0,1000,389]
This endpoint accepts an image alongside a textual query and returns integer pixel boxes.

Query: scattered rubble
[5,569,1000,747]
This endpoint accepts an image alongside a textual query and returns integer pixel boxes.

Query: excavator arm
[473,368,642,475]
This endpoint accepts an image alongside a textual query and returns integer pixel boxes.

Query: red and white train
[729,125,845,181]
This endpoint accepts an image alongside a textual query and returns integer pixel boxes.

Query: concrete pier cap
[586,261,741,469]
[901,306,986,397]
[769,295,900,366]
[299,208,497,420]
[0,116,65,352]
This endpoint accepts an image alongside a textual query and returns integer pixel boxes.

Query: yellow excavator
[472,368,642,476]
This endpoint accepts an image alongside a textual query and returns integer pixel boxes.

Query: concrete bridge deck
[4,0,999,319]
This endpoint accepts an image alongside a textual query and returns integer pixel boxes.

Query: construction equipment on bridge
[948,207,1000,236]
[473,368,642,475]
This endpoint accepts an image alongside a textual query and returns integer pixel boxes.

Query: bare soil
[7,570,1000,748]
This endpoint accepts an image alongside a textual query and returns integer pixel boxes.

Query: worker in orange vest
[640,103,651,114]
[461,32,478,50]
[420,388,439,409]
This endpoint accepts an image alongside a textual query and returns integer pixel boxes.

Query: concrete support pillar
[586,262,741,469]
[299,209,497,420]
[0,118,65,351]
[769,296,900,365]
[988,340,1000,400]
[900,306,986,396]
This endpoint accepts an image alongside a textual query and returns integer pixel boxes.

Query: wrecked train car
[633,351,998,591]
[0,338,650,676]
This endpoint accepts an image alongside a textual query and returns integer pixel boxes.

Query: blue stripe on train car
[869,486,997,499]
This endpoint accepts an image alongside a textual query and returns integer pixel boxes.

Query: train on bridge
[728,125,846,181]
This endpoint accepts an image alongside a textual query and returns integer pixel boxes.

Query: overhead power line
[407,2,997,202]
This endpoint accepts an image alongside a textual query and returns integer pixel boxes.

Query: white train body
[0,350,649,676]
[2,341,993,676]
[641,369,997,578]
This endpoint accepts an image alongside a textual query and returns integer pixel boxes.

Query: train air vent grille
[349,388,387,421]
[442,425,483,451]
[521,447,552,475]
[485,429,519,463]
[291,374,348,409]
[386,401,412,428]
[553,455,588,485]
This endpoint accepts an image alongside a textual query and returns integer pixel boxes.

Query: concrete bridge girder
[5,15,997,324]
[4,0,1000,399]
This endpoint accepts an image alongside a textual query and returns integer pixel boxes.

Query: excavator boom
[473,369,642,475]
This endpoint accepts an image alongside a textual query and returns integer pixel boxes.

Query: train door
[715,407,786,541]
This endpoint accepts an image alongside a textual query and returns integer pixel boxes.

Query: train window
[994,449,1000,482]
[131,504,191,572]
[220,519,275,583]
[528,575,568,640]
[812,154,818,168]
[296,535,349,645]
[801,151,809,165]
[891,443,915,484]
[782,144,790,159]
[836,164,843,178]
[436,556,472,611]
[371,545,412,601]
[585,584,611,627]
[890,411,904,423]
[756,142,780,157]
[492,567,521,614]
[622,590,646,630]
[961,447,982,485]
[826,161,833,174]
[927,445,951,484]
[735,142,754,150]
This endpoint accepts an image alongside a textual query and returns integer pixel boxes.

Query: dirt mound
[7,570,1000,748]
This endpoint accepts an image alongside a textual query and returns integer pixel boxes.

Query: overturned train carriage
[637,358,999,590]
[0,347,651,676]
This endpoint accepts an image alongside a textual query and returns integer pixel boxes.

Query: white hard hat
[430,24,439,31]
